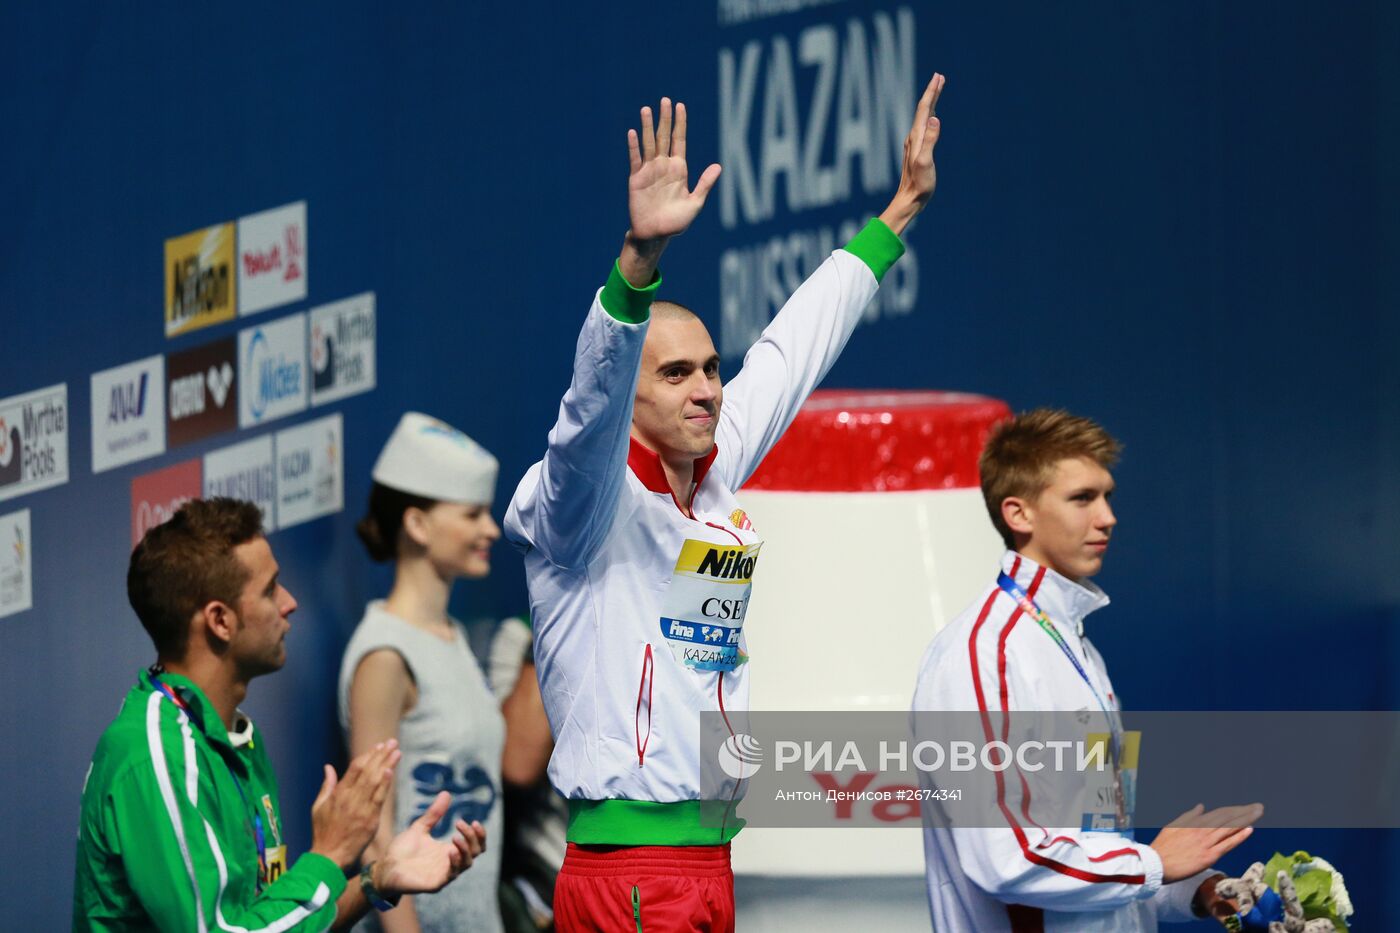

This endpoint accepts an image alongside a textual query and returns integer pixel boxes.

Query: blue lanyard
[996,573,1124,765]
[151,677,269,888]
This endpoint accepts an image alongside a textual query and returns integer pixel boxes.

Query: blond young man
[912,410,1258,932]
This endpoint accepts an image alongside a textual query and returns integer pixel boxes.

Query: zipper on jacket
[635,643,654,767]
[632,884,643,932]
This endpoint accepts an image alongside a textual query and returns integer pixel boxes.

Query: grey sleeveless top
[338,602,505,933]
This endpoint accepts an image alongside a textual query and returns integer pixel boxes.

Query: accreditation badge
[261,845,289,885]
[260,794,283,845]
[1081,730,1140,837]
[658,538,762,673]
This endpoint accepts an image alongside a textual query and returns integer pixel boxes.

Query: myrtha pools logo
[717,733,764,779]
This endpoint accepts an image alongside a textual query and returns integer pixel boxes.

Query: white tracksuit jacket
[912,550,1216,931]
[505,220,904,845]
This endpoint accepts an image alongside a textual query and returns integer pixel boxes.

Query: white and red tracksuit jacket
[505,220,904,844]
[912,550,1216,932]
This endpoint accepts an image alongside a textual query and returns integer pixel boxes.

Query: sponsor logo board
[275,413,343,529]
[204,435,276,530]
[166,221,236,337]
[239,314,307,428]
[166,337,238,447]
[0,383,69,503]
[238,201,308,317]
[0,509,33,620]
[91,355,166,472]
[310,292,376,406]
[130,458,202,547]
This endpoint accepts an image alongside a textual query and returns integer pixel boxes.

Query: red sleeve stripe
[967,562,1147,886]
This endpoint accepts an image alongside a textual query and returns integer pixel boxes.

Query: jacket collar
[1000,550,1110,636]
[142,668,255,751]
[627,437,718,511]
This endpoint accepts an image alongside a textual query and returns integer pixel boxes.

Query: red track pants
[554,843,735,933]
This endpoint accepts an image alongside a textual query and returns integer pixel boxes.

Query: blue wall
[2,2,1395,926]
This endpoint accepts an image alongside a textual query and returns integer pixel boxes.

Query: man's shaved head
[651,300,701,324]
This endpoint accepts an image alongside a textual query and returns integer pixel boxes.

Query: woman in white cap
[338,412,510,933]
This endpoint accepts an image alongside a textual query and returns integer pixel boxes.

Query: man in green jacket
[73,497,487,932]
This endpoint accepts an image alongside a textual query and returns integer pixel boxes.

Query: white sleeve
[713,220,902,488]
[1151,870,1219,923]
[916,612,1165,914]
[504,286,648,571]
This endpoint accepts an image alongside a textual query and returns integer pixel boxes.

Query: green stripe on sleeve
[600,261,662,324]
[841,218,906,282]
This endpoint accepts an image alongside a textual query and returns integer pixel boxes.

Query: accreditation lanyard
[151,677,269,890]
[996,572,1128,827]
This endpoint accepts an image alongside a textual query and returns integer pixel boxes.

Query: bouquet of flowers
[1216,851,1354,932]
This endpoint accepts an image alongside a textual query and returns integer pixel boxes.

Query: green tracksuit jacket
[73,670,346,932]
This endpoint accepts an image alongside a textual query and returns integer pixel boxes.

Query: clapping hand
[372,790,488,897]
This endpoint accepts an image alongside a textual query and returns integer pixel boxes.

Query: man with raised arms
[505,75,945,930]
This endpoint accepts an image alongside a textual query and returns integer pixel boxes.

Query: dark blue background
[2,2,1395,926]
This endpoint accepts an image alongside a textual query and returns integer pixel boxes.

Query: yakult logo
[238,202,308,317]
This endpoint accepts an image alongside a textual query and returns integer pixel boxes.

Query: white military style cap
[371,412,498,504]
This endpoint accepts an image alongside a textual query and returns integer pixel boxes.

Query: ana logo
[207,362,233,408]
[107,373,149,425]
[717,733,764,779]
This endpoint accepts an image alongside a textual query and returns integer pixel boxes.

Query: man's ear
[401,506,432,549]
[1001,496,1035,538]
[198,600,238,648]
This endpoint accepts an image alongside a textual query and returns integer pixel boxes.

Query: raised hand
[374,790,488,896]
[879,73,946,236]
[1148,801,1262,883]
[309,740,400,869]
[626,98,722,243]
